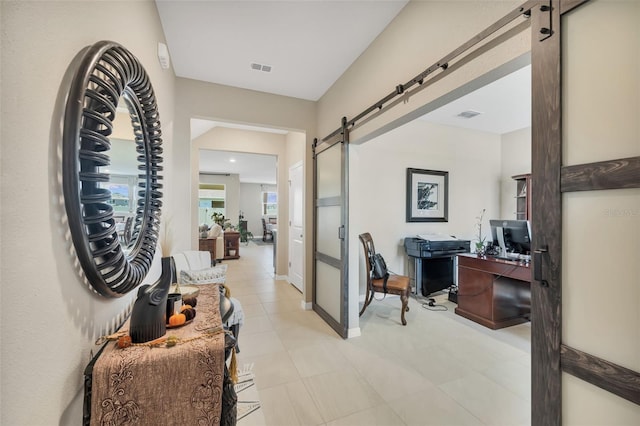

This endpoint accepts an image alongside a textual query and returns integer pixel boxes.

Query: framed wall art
[406,168,448,222]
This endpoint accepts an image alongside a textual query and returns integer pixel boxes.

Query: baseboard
[347,327,361,338]
[275,274,288,281]
[301,301,312,310]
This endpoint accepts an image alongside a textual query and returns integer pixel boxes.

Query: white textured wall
[0,1,175,424]
[500,127,531,219]
[349,120,502,330]
[286,131,306,170]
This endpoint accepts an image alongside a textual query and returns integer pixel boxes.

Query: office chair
[359,232,411,325]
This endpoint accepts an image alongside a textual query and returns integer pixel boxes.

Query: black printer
[404,236,470,297]
[403,237,470,258]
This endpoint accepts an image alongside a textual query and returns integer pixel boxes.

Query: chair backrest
[172,250,212,276]
[358,232,377,283]
[262,218,267,231]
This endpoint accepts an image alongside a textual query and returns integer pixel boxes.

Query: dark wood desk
[455,253,531,329]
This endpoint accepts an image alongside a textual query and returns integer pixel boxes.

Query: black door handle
[534,246,548,287]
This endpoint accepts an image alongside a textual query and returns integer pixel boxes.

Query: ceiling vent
[457,110,482,119]
[250,62,272,73]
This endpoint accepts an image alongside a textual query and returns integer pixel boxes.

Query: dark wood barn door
[531,1,640,424]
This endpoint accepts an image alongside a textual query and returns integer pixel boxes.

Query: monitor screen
[490,219,531,255]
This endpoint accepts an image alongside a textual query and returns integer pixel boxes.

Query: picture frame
[406,168,448,222]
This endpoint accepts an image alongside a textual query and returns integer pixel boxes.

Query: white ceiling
[419,65,531,134]
[193,119,286,184]
[191,118,288,140]
[155,0,409,101]
[156,1,530,184]
[199,149,277,184]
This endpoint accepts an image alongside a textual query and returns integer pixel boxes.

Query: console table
[199,237,218,263]
[84,284,229,425]
[455,253,531,329]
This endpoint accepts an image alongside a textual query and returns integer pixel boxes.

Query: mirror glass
[101,98,139,249]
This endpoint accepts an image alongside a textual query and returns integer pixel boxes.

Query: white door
[288,161,304,292]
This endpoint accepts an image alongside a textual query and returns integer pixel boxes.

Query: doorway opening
[189,118,306,292]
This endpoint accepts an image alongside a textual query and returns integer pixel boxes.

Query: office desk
[85,284,227,425]
[455,253,531,329]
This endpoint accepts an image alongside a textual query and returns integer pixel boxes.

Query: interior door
[312,120,349,338]
[288,161,304,292]
[531,1,640,424]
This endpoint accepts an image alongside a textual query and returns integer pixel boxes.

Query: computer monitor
[490,219,532,255]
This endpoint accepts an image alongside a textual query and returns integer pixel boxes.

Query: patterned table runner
[91,284,225,425]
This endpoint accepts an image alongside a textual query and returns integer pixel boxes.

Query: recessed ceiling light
[229,158,236,163]
[457,110,482,119]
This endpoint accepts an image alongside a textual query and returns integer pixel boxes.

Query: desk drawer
[458,255,531,282]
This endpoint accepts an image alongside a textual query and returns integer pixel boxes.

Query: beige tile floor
[228,242,531,426]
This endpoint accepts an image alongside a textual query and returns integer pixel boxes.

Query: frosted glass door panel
[562,0,640,166]
[317,143,342,199]
[562,190,640,371]
[316,205,341,259]
[562,373,640,425]
[315,261,341,322]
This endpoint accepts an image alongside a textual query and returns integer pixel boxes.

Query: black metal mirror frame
[62,40,163,297]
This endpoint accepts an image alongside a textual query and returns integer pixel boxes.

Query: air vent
[250,62,272,73]
[457,110,482,119]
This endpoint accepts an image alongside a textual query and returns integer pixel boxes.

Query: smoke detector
[250,62,272,73]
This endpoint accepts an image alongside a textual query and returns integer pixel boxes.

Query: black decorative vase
[129,257,173,343]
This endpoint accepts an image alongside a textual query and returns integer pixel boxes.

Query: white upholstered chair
[206,223,225,261]
[171,250,244,352]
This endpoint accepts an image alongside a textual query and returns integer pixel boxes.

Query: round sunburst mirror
[62,40,163,297]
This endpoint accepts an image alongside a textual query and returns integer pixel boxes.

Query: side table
[224,231,240,259]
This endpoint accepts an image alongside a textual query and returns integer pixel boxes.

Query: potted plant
[475,208,486,255]
[211,212,225,227]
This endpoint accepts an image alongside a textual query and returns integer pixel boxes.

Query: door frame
[288,161,304,293]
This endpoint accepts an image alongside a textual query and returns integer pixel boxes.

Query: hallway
[229,242,531,425]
